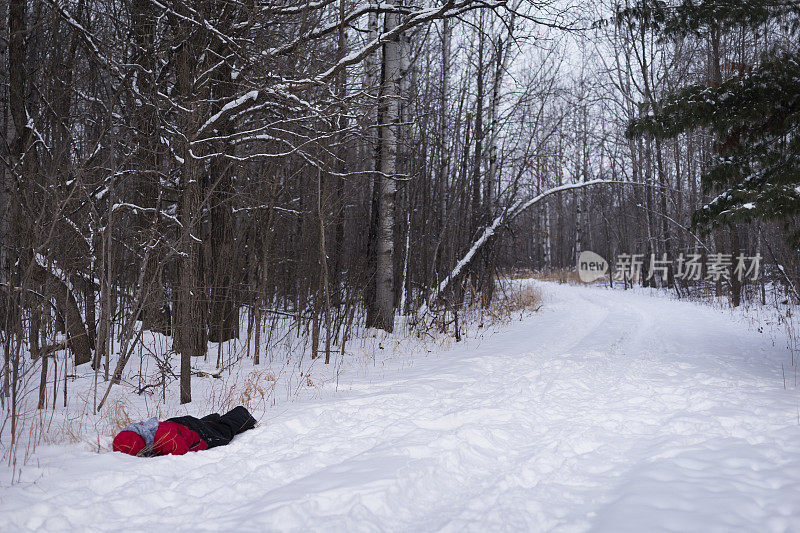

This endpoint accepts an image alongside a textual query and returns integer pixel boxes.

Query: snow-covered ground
[2,281,799,532]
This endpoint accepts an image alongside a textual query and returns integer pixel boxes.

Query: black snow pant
[168,406,257,449]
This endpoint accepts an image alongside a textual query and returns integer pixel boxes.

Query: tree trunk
[131,0,170,335]
[174,29,207,404]
[471,18,488,303]
[207,155,238,343]
[363,0,381,327]
[332,0,348,301]
[369,0,401,332]
[471,22,485,244]
[730,227,742,307]
[207,32,239,343]
[5,0,28,340]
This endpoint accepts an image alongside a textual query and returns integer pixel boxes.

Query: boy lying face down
[113,406,257,456]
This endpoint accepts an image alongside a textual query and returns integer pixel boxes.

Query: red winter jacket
[153,421,209,455]
[113,421,208,456]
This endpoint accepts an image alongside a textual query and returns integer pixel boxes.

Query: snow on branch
[195,1,506,136]
[112,203,183,228]
[260,0,338,16]
[198,90,259,136]
[315,0,507,83]
[150,0,243,52]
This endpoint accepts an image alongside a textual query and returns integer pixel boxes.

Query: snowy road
[3,282,800,531]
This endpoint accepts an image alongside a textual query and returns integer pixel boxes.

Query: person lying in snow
[112,406,257,456]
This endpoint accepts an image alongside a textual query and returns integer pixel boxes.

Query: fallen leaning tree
[417,179,628,317]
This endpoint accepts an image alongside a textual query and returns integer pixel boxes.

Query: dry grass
[210,368,278,413]
[493,284,543,316]
[238,369,278,410]
[502,268,539,280]
[528,268,582,284]
[57,394,165,450]
[104,396,137,433]
[416,277,543,341]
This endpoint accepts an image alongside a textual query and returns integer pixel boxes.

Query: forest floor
[1,281,800,531]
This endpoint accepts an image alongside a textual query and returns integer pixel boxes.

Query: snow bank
[1,282,799,531]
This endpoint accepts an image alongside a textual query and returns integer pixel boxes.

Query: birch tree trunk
[574,135,583,261]
[370,0,402,332]
[544,202,552,268]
